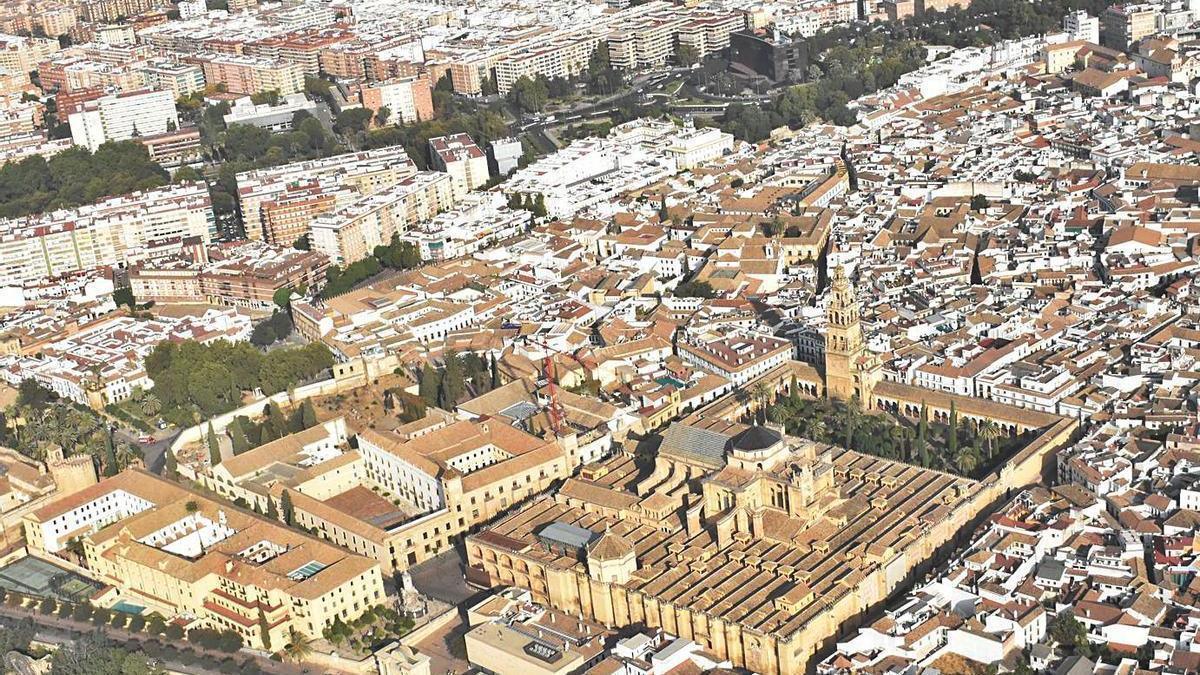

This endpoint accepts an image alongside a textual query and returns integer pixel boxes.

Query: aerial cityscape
[0,0,1196,673]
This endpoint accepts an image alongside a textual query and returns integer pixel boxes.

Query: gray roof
[537,521,596,550]
[659,423,730,468]
[653,638,692,665]
[500,401,539,422]
[1036,558,1066,581]
[1054,655,1095,675]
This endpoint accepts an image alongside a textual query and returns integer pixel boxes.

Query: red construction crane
[523,335,571,437]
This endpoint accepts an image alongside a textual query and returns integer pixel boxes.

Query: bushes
[249,311,294,347]
[128,614,146,632]
[91,607,111,625]
[187,627,244,653]
[72,603,93,622]
[38,597,55,614]
[57,602,74,619]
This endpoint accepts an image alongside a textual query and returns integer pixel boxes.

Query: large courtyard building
[24,470,385,651]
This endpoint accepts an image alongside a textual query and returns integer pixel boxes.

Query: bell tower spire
[823,266,880,409]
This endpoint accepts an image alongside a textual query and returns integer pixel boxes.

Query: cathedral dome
[588,529,635,561]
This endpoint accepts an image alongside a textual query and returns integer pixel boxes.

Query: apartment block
[141,59,206,97]
[1101,4,1158,50]
[358,73,434,125]
[237,145,418,242]
[130,240,329,310]
[0,34,60,73]
[0,182,214,286]
[196,54,305,95]
[310,172,456,266]
[67,88,179,151]
[429,133,490,197]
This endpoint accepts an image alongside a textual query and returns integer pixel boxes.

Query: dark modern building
[729,29,809,83]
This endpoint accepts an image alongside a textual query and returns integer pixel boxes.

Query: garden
[765,387,1032,479]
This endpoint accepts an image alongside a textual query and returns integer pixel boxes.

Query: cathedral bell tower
[824,266,881,409]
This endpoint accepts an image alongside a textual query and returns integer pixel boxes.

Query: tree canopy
[0,141,169,218]
[145,340,334,424]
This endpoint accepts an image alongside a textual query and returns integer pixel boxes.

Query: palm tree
[808,418,827,442]
[140,394,161,418]
[751,382,772,417]
[283,628,313,662]
[978,420,1000,460]
[956,447,980,476]
[115,442,141,469]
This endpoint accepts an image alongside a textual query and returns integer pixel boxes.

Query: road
[113,427,178,475]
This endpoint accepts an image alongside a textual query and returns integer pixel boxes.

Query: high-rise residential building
[0,183,214,286]
[358,73,434,125]
[177,0,206,19]
[310,172,456,265]
[1063,10,1100,43]
[195,54,305,96]
[429,133,490,197]
[0,34,60,73]
[37,7,77,38]
[236,145,417,242]
[1101,4,1158,50]
[66,88,178,151]
[141,59,206,98]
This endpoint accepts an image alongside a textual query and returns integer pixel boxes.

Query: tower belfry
[824,266,881,408]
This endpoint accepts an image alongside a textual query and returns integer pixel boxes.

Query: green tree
[258,609,272,651]
[675,43,700,67]
[266,496,279,521]
[978,419,1000,459]
[956,447,979,475]
[916,402,929,467]
[206,422,221,466]
[164,449,178,479]
[102,429,118,477]
[113,287,136,308]
[283,627,312,662]
[280,489,294,526]
[227,418,250,455]
[272,286,293,308]
[971,194,990,211]
[299,400,318,428]
[675,280,715,298]
[419,364,440,407]
[507,76,549,113]
[948,401,958,457]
